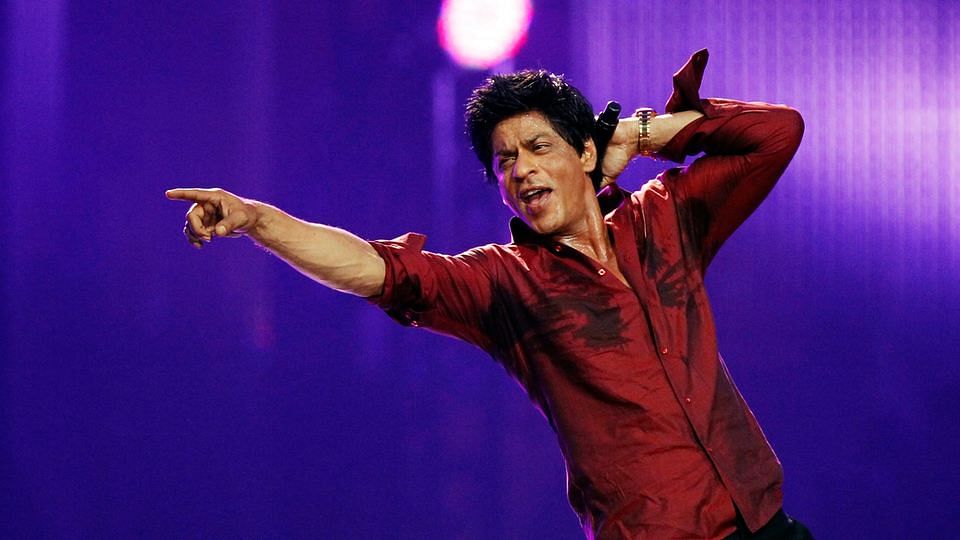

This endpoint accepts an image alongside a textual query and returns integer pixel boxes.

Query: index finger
[165,188,220,203]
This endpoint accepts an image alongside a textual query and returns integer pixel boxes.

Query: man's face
[491,111,596,236]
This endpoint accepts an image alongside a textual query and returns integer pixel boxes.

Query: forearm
[249,203,386,298]
[658,100,803,162]
[616,101,801,167]
[635,110,705,156]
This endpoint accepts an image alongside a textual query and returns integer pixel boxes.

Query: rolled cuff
[367,232,429,327]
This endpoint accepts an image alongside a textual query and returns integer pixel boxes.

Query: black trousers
[722,509,814,540]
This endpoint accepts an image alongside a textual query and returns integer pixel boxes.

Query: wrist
[247,200,277,242]
[634,107,656,157]
[619,117,641,160]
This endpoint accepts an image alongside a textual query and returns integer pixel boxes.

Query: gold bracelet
[634,107,656,157]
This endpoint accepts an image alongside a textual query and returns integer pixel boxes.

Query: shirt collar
[508,182,630,246]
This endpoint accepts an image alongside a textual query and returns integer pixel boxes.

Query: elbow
[351,254,388,298]
[758,106,804,159]
[776,106,805,152]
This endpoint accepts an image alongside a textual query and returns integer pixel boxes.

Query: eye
[533,142,550,152]
[497,156,515,170]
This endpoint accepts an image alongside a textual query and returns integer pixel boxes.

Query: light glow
[438,0,533,70]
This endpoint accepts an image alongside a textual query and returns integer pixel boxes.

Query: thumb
[214,208,252,237]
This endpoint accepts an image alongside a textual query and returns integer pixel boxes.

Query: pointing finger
[166,188,221,203]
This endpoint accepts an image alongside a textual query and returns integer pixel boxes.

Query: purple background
[3,0,958,537]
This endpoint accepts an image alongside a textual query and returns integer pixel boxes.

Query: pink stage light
[437,0,533,70]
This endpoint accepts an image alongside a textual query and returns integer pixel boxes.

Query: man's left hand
[599,116,640,186]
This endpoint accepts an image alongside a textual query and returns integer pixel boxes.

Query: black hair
[464,69,595,183]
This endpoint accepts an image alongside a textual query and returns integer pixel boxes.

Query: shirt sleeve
[366,232,496,351]
[656,49,805,270]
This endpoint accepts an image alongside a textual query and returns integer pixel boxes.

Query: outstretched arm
[165,188,385,298]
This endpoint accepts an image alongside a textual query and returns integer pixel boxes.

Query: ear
[580,137,598,174]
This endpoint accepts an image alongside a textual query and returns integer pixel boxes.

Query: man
[167,50,810,539]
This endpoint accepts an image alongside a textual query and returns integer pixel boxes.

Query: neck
[553,197,615,264]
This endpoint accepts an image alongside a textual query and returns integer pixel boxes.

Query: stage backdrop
[2,0,957,537]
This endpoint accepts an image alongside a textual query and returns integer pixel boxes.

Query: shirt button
[598,269,606,276]
[685,397,692,404]
[410,320,419,327]
[553,245,562,252]
[707,447,714,453]
[660,347,669,355]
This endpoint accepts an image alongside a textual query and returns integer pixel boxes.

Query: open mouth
[520,187,552,205]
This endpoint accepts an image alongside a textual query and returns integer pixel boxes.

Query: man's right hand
[165,187,386,297]
[165,188,260,249]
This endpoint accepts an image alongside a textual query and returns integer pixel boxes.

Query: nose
[510,151,535,182]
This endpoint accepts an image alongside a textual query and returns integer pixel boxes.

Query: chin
[512,203,561,235]
[527,217,559,236]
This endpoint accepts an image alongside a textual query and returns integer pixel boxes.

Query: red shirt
[368,50,804,539]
